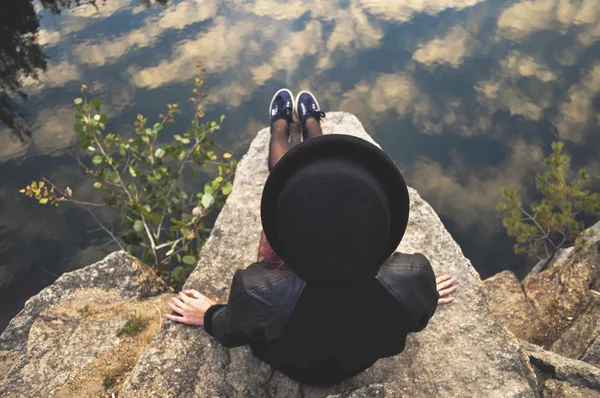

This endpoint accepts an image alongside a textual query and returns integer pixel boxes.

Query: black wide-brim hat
[261,134,410,284]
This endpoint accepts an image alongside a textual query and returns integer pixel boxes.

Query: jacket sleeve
[203,262,305,348]
[377,252,439,333]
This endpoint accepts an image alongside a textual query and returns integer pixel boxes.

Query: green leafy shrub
[498,141,600,263]
[20,63,237,287]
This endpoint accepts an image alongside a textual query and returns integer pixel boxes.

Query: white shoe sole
[269,88,295,121]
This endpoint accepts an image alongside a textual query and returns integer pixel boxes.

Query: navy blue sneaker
[295,91,325,134]
[269,88,294,126]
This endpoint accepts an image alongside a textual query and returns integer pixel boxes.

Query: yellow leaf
[187,231,195,240]
[39,181,45,188]
[223,153,232,159]
[19,189,25,193]
[39,198,49,204]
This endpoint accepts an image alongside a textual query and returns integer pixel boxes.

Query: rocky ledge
[1,112,540,397]
[483,221,600,397]
[0,252,172,397]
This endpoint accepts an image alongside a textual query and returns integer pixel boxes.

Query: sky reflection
[1,0,600,330]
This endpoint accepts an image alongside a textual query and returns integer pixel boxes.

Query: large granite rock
[542,379,600,398]
[0,252,171,397]
[523,221,600,285]
[121,112,538,397]
[0,251,170,352]
[552,290,600,368]
[544,221,600,275]
[523,240,600,347]
[483,270,541,341]
[520,340,600,392]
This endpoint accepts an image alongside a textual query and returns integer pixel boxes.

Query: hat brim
[261,134,410,274]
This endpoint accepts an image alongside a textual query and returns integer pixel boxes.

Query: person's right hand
[164,289,216,325]
[436,275,457,305]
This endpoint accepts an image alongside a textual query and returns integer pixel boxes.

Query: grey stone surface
[483,270,541,341]
[542,379,600,398]
[520,340,600,391]
[0,251,170,352]
[552,290,600,368]
[523,240,600,347]
[547,221,600,270]
[0,252,171,397]
[121,112,538,397]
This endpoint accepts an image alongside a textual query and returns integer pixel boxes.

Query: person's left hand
[164,289,216,326]
[436,274,457,305]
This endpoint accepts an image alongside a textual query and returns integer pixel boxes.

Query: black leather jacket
[203,252,439,385]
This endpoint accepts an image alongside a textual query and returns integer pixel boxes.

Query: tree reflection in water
[0,0,47,141]
[0,0,167,141]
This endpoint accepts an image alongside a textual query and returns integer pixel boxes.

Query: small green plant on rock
[116,315,148,337]
[20,63,237,288]
[498,141,600,268]
[102,373,117,390]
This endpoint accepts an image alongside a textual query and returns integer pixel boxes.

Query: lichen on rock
[0,252,171,397]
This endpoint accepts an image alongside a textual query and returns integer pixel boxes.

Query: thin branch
[155,239,183,251]
[547,237,558,250]
[92,135,134,202]
[155,173,232,256]
[557,236,567,250]
[159,245,188,266]
[214,142,235,155]
[38,266,60,278]
[41,178,124,251]
[82,206,125,251]
[86,226,105,234]
[67,150,96,177]
[543,241,550,259]
[141,217,157,264]
[156,137,201,242]
[91,133,159,264]
[119,152,132,178]
[518,207,548,237]
[69,199,105,207]
[41,177,104,207]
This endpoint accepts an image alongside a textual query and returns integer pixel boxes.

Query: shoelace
[274,96,293,123]
[307,110,326,123]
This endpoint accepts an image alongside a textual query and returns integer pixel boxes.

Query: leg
[260,118,290,262]
[304,117,323,140]
[261,89,295,263]
[268,118,290,172]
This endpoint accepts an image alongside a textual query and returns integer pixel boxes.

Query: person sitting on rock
[164,89,458,385]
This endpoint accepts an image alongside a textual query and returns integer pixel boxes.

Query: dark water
[2,0,600,331]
